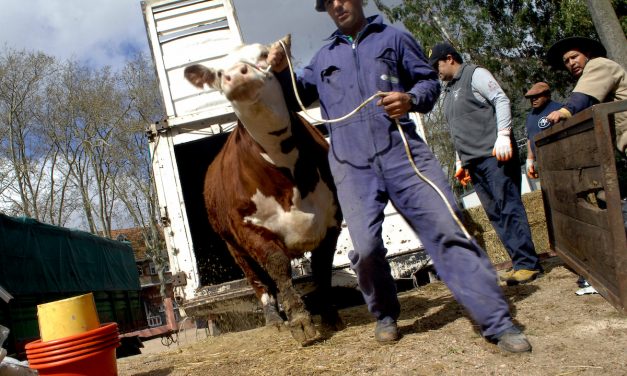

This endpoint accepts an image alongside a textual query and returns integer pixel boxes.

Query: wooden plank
[550,210,617,290]
[556,248,623,314]
[534,108,594,145]
[540,168,609,229]
[537,101,627,314]
[536,124,599,171]
[616,239,627,315]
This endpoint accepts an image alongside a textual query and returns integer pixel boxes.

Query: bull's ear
[279,34,291,50]
[279,34,291,54]
[184,64,216,89]
[270,34,291,59]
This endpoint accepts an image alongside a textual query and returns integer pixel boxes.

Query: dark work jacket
[525,100,562,155]
[442,64,498,165]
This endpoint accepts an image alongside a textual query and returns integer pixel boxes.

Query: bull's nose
[240,65,248,74]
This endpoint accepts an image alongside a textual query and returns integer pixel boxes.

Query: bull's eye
[259,51,268,59]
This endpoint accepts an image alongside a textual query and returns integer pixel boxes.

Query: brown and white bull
[183,36,343,345]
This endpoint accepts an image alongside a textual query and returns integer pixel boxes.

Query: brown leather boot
[505,269,542,286]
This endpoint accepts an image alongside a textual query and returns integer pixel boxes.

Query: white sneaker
[576,286,598,295]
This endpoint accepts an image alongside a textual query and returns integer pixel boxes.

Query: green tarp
[0,214,140,295]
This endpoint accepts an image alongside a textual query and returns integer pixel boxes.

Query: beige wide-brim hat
[546,36,606,69]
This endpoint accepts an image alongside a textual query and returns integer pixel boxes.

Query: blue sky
[0,0,149,70]
[0,0,403,72]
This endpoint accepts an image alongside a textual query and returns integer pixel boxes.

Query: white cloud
[0,0,405,72]
[0,0,149,71]
[234,0,405,68]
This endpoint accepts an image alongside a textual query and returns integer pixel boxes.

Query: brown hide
[203,112,338,260]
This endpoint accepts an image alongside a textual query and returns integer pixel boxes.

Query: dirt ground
[117,257,627,376]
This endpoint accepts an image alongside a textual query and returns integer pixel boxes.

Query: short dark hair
[428,42,463,67]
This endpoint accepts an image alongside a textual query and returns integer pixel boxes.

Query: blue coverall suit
[278,15,515,338]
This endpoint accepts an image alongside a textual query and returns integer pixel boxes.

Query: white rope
[274,40,472,241]
[394,120,472,240]
[278,40,385,124]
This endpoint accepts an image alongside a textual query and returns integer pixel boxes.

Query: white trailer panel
[142,0,241,123]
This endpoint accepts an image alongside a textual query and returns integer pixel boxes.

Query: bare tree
[0,49,169,281]
[0,49,61,220]
[43,61,99,231]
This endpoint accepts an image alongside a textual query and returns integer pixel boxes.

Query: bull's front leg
[265,251,319,345]
[227,244,284,328]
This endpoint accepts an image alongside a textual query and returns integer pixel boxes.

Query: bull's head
[184,35,291,103]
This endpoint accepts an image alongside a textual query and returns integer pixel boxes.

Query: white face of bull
[185,42,271,103]
[184,35,295,170]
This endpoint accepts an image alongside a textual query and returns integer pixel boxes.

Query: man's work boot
[374,317,399,344]
[495,327,532,353]
[505,269,542,286]
[499,268,515,281]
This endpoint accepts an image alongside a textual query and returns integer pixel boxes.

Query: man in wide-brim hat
[545,36,606,72]
[545,36,627,154]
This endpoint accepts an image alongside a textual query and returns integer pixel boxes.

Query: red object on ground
[25,323,120,376]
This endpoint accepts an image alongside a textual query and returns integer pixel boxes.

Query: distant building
[110,227,180,327]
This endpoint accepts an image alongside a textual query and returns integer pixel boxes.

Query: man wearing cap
[524,82,563,179]
[545,36,627,154]
[429,42,543,285]
[267,0,533,353]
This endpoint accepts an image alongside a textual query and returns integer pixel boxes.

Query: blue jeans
[330,124,514,338]
[468,156,541,271]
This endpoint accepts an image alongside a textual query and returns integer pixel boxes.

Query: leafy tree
[374,0,626,193]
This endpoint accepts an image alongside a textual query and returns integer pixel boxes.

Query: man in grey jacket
[429,42,543,285]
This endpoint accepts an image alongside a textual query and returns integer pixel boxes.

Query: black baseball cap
[315,0,325,11]
[428,42,463,68]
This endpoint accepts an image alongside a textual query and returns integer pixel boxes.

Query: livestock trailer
[535,100,627,314]
[141,0,432,321]
[0,214,145,357]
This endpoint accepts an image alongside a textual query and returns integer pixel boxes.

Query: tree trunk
[586,0,627,70]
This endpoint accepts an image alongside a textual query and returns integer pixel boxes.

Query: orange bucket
[26,323,118,354]
[26,335,119,361]
[27,337,120,364]
[27,344,119,376]
[25,323,120,376]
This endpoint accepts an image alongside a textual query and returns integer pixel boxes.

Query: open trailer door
[535,100,627,314]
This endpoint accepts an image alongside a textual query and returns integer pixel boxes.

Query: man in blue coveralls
[267,0,532,353]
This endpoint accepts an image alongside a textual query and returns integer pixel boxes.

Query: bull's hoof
[288,313,319,346]
[263,304,285,329]
[321,309,345,332]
